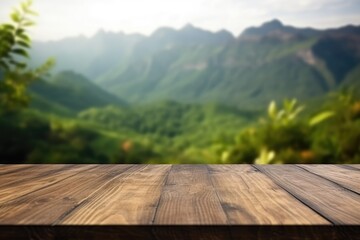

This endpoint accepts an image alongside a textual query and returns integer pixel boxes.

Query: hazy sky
[1,0,360,41]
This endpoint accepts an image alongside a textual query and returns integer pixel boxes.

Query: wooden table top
[0,164,359,240]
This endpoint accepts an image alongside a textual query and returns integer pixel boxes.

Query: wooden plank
[0,165,359,240]
[208,165,328,225]
[299,165,360,194]
[0,165,96,205]
[61,165,171,225]
[0,164,78,188]
[153,165,228,224]
[0,165,132,224]
[345,164,360,170]
[0,164,36,175]
[255,165,360,224]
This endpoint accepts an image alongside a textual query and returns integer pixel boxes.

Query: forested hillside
[30,20,360,108]
[30,71,126,113]
[1,1,359,164]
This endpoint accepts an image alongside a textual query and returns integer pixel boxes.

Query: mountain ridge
[30,71,127,113]
[29,20,360,108]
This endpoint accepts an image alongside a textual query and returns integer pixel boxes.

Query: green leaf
[1,33,15,45]
[21,3,27,11]
[0,24,15,31]
[10,11,21,23]
[22,21,35,27]
[268,101,277,119]
[309,111,335,126]
[11,48,29,58]
[0,60,9,70]
[15,28,25,35]
[17,40,30,48]
[17,33,31,43]
[0,42,13,55]
[14,62,27,69]
[284,98,296,112]
[26,9,38,16]
[21,0,37,16]
[255,148,276,164]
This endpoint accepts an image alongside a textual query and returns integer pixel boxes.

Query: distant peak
[262,19,283,28]
[182,23,196,30]
[240,19,286,38]
[215,29,235,39]
[151,26,176,36]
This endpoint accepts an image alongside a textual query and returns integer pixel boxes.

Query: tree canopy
[0,0,54,113]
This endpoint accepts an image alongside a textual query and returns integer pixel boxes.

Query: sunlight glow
[0,0,359,40]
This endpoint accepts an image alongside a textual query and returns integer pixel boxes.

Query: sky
[0,0,360,41]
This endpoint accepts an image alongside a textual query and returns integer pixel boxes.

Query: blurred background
[0,0,359,164]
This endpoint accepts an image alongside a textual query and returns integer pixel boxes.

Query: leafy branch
[0,0,54,113]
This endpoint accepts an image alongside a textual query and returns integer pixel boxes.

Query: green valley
[1,1,360,164]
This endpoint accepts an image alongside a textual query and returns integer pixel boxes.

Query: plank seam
[338,165,360,172]
[150,164,172,225]
[206,165,231,225]
[252,165,336,225]
[52,165,136,226]
[296,165,360,196]
[206,165,235,240]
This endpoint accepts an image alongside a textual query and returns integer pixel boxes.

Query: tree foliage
[221,90,360,164]
[0,0,54,113]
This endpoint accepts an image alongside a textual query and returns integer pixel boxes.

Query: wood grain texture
[0,165,96,205]
[0,164,37,175]
[0,164,360,240]
[61,165,171,225]
[0,165,132,224]
[153,165,228,225]
[0,164,82,188]
[208,165,329,224]
[299,164,360,194]
[345,164,360,170]
[255,165,360,225]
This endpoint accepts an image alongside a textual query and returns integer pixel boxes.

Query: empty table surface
[0,164,359,239]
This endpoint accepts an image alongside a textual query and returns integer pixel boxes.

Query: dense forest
[1,1,359,164]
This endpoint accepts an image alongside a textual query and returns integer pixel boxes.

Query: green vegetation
[221,90,360,164]
[30,71,126,113]
[2,88,359,164]
[0,101,255,164]
[29,20,360,109]
[0,0,54,113]
[1,1,360,164]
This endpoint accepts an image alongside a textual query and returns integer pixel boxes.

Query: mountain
[30,71,126,113]
[240,19,320,41]
[29,20,360,108]
[30,31,144,80]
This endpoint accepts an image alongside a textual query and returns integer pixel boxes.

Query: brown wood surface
[298,164,360,194]
[345,164,360,170]
[61,164,170,224]
[255,165,360,225]
[0,165,132,224]
[0,164,359,240]
[0,165,96,205]
[153,165,228,224]
[208,164,328,224]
